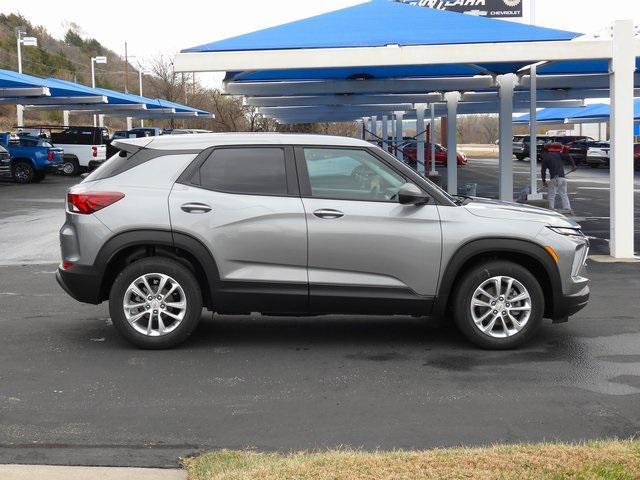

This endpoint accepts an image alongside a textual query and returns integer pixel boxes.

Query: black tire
[109,257,203,349]
[452,260,544,350]
[515,154,525,161]
[12,160,35,184]
[61,156,80,176]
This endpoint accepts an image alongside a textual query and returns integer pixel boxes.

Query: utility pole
[124,41,129,93]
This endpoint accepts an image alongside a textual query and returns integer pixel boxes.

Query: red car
[399,141,467,168]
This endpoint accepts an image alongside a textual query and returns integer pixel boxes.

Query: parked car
[563,139,609,164]
[106,128,163,158]
[585,142,640,170]
[56,133,589,350]
[20,126,108,176]
[400,140,467,168]
[585,143,610,168]
[0,144,10,177]
[0,132,63,183]
[513,135,594,161]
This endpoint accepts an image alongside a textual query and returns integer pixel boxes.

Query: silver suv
[56,133,589,349]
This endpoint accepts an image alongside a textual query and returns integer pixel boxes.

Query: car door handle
[181,202,212,214]
[313,209,344,219]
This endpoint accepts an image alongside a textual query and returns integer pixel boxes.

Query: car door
[295,146,442,315]
[169,145,308,314]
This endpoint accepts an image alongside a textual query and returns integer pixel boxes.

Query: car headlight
[547,226,584,237]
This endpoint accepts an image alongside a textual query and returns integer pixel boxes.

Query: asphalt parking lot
[0,162,639,468]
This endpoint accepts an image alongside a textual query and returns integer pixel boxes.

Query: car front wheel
[109,257,203,349]
[452,260,544,349]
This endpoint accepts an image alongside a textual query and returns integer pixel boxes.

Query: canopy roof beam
[175,39,618,73]
[225,77,495,96]
[0,95,108,106]
[246,93,444,107]
[0,87,49,98]
[24,103,148,112]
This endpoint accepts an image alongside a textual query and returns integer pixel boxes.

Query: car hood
[464,197,579,228]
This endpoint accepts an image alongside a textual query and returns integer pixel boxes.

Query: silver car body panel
[302,198,442,296]
[169,183,308,285]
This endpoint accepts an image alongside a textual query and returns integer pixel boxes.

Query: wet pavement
[0,167,639,467]
[0,262,639,467]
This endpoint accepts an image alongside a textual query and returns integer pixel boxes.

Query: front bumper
[552,284,590,321]
[56,265,102,304]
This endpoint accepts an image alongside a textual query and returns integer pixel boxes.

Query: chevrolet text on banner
[395,0,524,18]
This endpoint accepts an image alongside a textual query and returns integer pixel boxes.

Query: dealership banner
[395,0,524,18]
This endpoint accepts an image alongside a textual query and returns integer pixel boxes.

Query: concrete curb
[0,464,187,480]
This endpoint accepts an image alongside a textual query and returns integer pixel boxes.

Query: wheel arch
[11,157,36,167]
[434,238,561,319]
[95,229,219,308]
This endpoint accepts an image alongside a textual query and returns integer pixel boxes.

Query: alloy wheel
[123,273,187,337]
[470,276,532,338]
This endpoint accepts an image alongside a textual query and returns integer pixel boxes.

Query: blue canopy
[156,98,211,115]
[0,69,98,98]
[184,0,579,82]
[515,101,640,124]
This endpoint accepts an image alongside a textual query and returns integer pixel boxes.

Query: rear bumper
[586,156,609,166]
[88,160,105,170]
[56,266,102,304]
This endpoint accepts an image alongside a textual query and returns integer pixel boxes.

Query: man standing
[541,142,576,212]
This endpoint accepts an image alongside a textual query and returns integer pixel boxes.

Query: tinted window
[197,148,287,196]
[303,148,406,202]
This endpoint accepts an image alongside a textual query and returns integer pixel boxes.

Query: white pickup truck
[49,126,107,175]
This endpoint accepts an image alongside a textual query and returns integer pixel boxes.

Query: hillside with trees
[0,13,355,135]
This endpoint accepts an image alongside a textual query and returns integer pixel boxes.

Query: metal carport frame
[173,1,639,258]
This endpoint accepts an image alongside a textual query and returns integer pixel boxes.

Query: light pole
[138,69,151,127]
[90,56,107,127]
[15,26,38,127]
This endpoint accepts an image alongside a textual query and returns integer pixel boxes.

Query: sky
[1,0,639,88]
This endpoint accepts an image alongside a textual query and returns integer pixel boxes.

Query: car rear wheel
[12,161,35,184]
[109,257,203,349]
[61,157,80,176]
[452,260,544,349]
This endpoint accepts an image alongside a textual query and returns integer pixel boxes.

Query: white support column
[63,110,70,127]
[528,65,543,200]
[395,111,404,161]
[381,115,389,151]
[98,114,105,127]
[16,105,24,127]
[429,104,437,176]
[370,115,378,142]
[445,92,460,195]
[609,20,636,258]
[126,117,133,130]
[415,104,426,175]
[497,74,517,202]
[363,116,370,141]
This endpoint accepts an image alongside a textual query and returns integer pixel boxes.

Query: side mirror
[398,182,429,205]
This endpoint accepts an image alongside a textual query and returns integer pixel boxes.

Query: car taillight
[92,146,98,158]
[48,150,54,161]
[61,261,74,270]
[67,192,124,214]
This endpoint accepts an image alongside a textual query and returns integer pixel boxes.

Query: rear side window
[195,148,288,196]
